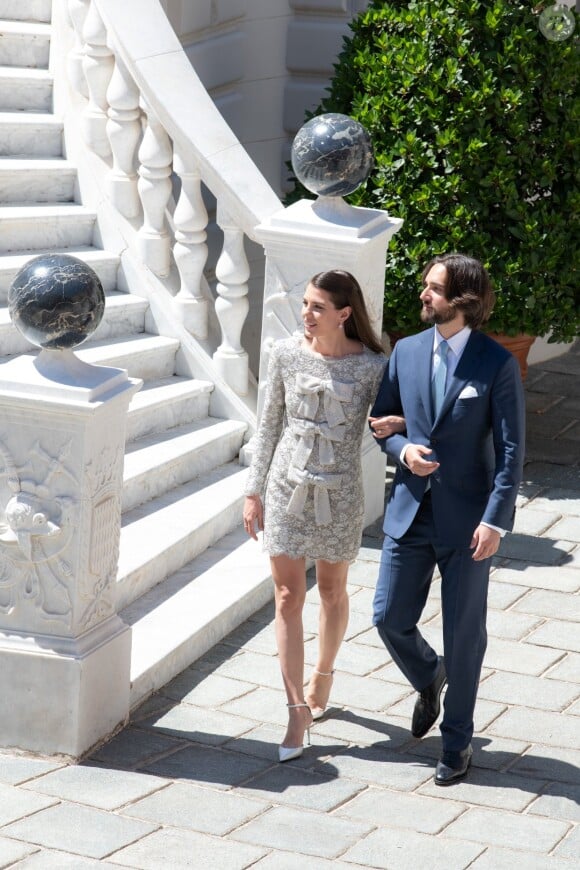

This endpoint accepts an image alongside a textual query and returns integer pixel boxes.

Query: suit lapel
[435,331,485,423]
[417,328,435,423]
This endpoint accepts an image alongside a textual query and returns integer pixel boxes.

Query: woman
[243,270,404,761]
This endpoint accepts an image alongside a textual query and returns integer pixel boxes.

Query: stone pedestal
[252,196,403,527]
[0,350,140,757]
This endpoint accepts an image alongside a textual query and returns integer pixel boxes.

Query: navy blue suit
[371,328,525,750]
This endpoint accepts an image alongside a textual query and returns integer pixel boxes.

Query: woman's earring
[338,322,344,329]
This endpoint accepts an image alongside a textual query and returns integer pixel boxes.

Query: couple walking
[243,255,525,785]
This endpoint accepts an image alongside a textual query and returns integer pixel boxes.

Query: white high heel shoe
[278,703,311,763]
[307,669,334,721]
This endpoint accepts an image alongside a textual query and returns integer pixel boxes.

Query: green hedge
[291,0,579,341]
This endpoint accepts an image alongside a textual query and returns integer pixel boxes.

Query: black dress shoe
[435,744,473,786]
[411,657,447,738]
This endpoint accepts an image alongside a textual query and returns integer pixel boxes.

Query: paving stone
[489,708,579,749]
[239,765,364,812]
[546,653,580,682]
[553,824,580,861]
[223,723,350,766]
[89,726,183,768]
[219,685,290,727]
[387,693,505,735]
[513,508,561,535]
[478,672,579,712]
[129,692,174,723]
[0,839,38,867]
[548,517,580,543]
[493,563,580,593]
[230,805,372,858]
[336,786,465,833]
[479,608,542,640]
[142,702,257,745]
[11,852,121,868]
[348,584,378,613]
[418,767,542,811]
[123,781,267,834]
[469,846,578,869]
[312,746,432,792]
[347,558,382,585]
[509,745,580,785]
[140,743,272,789]
[0,784,56,826]
[516,483,544,507]
[524,464,580,490]
[250,854,354,870]
[528,782,580,823]
[408,735,530,772]
[558,545,580,569]
[483,637,563,675]
[513,589,580,622]
[444,806,570,852]
[355,626,393,649]
[212,650,284,689]
[342,826,484,870]
[526,619,580,653]
[311,706,412,751]
[22,765,165,811]
[303,636,388,675]
[160,672,256,707]
[0,755,63,787]
[498,534,574,565]
[111,827,267,869]
[1,803,157,860]
[220,619,278,655]
[487,580,528,610]
[526,488,580,517]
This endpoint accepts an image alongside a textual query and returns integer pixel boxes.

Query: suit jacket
[371,328,525,548]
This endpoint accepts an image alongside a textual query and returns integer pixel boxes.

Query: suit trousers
[373,491,491,752]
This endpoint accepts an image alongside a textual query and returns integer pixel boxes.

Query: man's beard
[420,303,456,325]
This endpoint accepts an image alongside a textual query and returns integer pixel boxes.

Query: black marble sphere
[291,113,374,197]
[8,254,105,350]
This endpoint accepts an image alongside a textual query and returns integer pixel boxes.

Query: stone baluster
[172,151,209,338]
[137,105,173,277]
[66,0,90,97]
[81,0,113,157]
[213,207,250,395]
[106,52,141,219]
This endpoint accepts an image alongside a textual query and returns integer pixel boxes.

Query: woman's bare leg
[271,554,312,747]
[306,559,349,713]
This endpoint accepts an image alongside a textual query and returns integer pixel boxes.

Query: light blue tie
[432,340,449,416]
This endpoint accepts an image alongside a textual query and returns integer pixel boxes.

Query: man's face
[419,264,457,326]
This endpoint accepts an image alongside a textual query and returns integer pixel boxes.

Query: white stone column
[0,350,140,757]
[253,196,403,527]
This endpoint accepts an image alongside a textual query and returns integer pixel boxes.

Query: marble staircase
[0,0,273,711]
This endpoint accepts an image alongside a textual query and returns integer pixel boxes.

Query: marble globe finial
[8,253,105,350]
[291,113,374,197]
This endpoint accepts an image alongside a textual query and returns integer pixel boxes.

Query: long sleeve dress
[245,334,387,563]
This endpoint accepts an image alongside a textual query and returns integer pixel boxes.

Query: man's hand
[243,495,264,541]
[369,415,406,438]
[470,524,501,561]
[404,444,440,477]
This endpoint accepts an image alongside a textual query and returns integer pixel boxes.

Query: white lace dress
[245,335,387,562]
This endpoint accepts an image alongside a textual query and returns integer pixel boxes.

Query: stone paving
[0,342,578,869]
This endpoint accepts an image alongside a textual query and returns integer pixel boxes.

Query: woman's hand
[243,494,264,541]
[368,415,406,439]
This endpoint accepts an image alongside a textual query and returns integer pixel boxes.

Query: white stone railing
[59,0,283,400]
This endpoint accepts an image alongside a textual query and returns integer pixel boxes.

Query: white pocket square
[458,385,479,399]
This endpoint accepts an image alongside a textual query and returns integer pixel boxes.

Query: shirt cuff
[481,521,506,537]
[399,445,410,468]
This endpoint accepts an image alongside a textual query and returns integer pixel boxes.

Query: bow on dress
[290,419,346,469]
[286,468,343,526]
[295,374,354,428]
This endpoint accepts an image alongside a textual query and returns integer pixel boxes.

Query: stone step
[0,1,52,23]
[122,417,247,513]
[0,204,95,252]
[117,461,249,612]
[0,20,51,68]
[0,66,52,111]
[0,291,148,357]
[0,247,119,298]
[0,157,76,202]
[0,112,63,157]
[126,376,214,443]
[123,526,273,705]
[76,333,180,381]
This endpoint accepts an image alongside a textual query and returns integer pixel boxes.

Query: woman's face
[302,284,350,339]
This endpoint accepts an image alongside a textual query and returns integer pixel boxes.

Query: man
[369,253,525,785]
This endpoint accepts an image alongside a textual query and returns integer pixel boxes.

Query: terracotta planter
[486,333,536,381]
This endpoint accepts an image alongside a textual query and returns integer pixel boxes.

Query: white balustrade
[137,104,173,277]
[82,0,113,157]
[66,0,90,96]
[106,52,141,219]
[213,206,250,395]
[172,151,209,338]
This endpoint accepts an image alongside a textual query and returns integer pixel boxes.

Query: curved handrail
[94,0,282,242]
